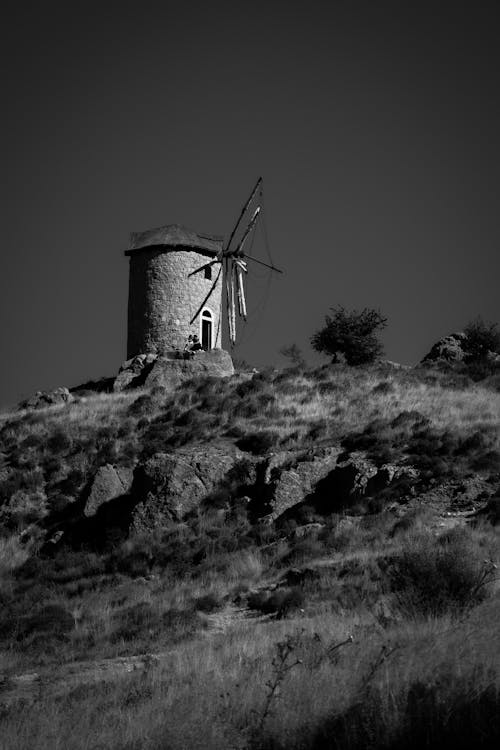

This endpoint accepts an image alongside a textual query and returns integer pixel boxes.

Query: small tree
[463,317,500,362]
[279,343,306,368]
[311,306,387,365]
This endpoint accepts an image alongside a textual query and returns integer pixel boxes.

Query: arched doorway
[201,309,213,350]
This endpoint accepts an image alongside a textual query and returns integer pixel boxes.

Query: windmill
[188,178,282,346]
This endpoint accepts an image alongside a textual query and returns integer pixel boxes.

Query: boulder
[113,353,158,392]
[297,451,419,515]
[144,349,234,390]
[298,452,377,515]
[19,387,74,411]
[260,447,342,520]
[131,446,243,531]
[84,464,134,517]
[71,376,115,396]
[421,332,467,363]
[366,463,419,496]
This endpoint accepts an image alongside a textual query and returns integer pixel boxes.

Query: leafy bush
[311,306,388,365]
[464,317,500,362]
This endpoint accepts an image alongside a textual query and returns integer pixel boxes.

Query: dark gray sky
[2,1,500,405]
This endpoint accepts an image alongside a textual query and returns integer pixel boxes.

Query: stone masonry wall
[127,248,222,358]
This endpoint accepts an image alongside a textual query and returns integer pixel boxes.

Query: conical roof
[125,224,223,256]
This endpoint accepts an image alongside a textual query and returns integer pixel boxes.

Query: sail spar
[189,178,282,345]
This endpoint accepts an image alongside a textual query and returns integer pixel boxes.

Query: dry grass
[1,363,500,748]
[0,520,498,744]
[1,365,499,535]
[1,594,500,750]
[3,364,499,453]
[275,372,500,444]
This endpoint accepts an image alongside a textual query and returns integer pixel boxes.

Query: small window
[204,266,212,280]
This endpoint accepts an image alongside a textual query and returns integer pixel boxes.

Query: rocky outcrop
[70,376,115,396]
[281,451,419,518]
[113,350,234,393]
[130,446,245,531]
[421,332,467,363]
[37,443,422,545]
[113,353,158,392]
[19,387,74,411]
[257,447,342,520]
[144,349,234,390]
[84,465,134,517]
[85,446,343,531]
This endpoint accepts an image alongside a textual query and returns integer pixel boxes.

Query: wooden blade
[230,207,260,258]
[226,258,234,344]
[236,266,247,320]
[225,177,263,254]
[189,265,222,325]
[230,262,236,345]
[242,254,283,274]
[234,258,248,273]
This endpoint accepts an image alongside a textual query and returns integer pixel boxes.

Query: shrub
[371,380,394,394]
[110,601,200,646]
[280,344,306,368]
[127,394,156,417]
[294,669,500,750]
[390,529,494,616]
[194,592,223,613]
[464,317,500,362]
[236,431,281,455]
[161,607,200,643]
[283,537,325,566]
[320,520,353,552]
[247,587,304,618]
[0,490,48,529]
[311,306,388,365]
[47,429,73,453]
[111,601,159,642]
[106,537,154,577]
[0,603,75,645]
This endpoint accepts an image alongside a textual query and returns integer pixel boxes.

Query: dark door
[202,318,212,349]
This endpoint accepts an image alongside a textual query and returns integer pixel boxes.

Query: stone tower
[125,224,223,359]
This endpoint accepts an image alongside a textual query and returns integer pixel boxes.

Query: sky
[1,0,500,406]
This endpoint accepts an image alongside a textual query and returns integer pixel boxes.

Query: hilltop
[0,360,499,749]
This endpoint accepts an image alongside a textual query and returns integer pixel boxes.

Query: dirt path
[0,650,174,707]
[0,604,270,707]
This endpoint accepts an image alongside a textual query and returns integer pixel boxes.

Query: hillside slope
[0,362,499,749]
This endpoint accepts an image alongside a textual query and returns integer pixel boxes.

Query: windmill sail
[188,178,282,346]
[225,177,263,254]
